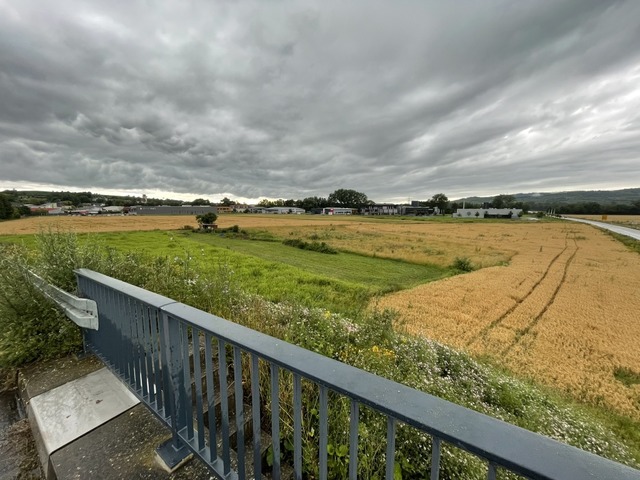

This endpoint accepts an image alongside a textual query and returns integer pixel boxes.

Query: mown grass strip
[82,230,446,315]
[185,231,451,290]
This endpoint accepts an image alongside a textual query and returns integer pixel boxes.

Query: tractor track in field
[466,234,571,348]
[501,238,579,355]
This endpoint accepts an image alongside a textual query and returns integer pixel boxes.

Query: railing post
[156,310,192,471]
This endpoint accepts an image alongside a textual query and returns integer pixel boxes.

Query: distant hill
[1,189,184,207]
[457,188,640,207]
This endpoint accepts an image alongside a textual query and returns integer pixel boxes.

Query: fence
[73,268,639,480]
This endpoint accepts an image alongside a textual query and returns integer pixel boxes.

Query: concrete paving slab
[29,367,139,457]
[51,404,212,479]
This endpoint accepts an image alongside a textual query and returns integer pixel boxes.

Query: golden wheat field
[376,222,640,420]
[249,217,639,419]
[2,214,639,419]
[0,213,359,235]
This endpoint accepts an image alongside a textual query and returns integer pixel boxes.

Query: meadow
[2,214,640,475]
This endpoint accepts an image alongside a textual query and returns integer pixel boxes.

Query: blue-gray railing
[74,268,640,480]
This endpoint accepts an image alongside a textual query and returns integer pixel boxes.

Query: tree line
[0,190,183,209]
[3,188,639,219]
[257,189,454,211]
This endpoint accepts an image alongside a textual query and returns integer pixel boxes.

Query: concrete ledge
[50,404,209,479]
[20,355,211,479]
[29,368,139,459]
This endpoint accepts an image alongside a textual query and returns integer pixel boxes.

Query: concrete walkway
[19,355,211,479]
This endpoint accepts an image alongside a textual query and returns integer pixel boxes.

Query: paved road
[563,217,640,241]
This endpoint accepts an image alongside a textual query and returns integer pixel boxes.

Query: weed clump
[283,238,338,254]
[451,256,475,272]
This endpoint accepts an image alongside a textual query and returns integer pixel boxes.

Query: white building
[102,206,124,213]
[321,207,353,215]
[263,207,306,214]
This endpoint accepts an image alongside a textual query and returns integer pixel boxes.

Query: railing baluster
[99,286,110,367]
[233,346,246,479]
[386,416,396,480]
[129,296,140,389]
[158,310,171,422]
[205,333,217,462]
[107,285,114,368]
[180,321,194,441]
[145,306,157,406]
[487,462,497,480]
[124,294,138,389]
[161,311,181,449]
[150,307,162,411]
[349,400,359,480]
[293,373,302,480]
[193,327,205,451]
[218,339,231,476]
[115,291,128,381]
[431,437,441,480]
[136,299,149,397]
[271,363,281,480]
[251,354,261,479]
[319,384,328,480]
[135,300,151,401]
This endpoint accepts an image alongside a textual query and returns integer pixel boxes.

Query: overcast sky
[1,1,639,203]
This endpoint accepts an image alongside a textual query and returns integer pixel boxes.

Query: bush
[0,245,82,367]
[451,256,475,272]
[283,238,338,254]
[196,212,218,225]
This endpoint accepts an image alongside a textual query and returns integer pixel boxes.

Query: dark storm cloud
[1,0,639,202]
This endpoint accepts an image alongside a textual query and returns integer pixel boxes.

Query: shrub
[196,212,218,225]
[0,245,82,367]
[283,238,338,254]
[451,256,475,272]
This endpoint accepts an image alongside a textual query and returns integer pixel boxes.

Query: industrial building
[129,205,218,215]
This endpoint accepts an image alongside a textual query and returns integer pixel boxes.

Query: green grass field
[65,230,452,315]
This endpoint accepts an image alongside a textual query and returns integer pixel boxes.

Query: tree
[492,194,516,209]
[327,189,369,208]
[297,196,329,211]
[430,193,449,214]
[16,205,31,217]
[220,197,235,206]
[196,212,218,225]
[0,194,12,219]
[191,198,211,206]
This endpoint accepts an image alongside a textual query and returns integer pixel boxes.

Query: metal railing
[73,268,640,480]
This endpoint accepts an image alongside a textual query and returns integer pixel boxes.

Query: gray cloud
[1,0,640,202]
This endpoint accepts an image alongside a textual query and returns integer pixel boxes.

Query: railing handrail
[73,268,640,479]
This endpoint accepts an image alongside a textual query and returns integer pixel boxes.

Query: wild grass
[606,231,640,255]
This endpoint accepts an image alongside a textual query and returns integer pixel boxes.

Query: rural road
[563,217,640,241]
